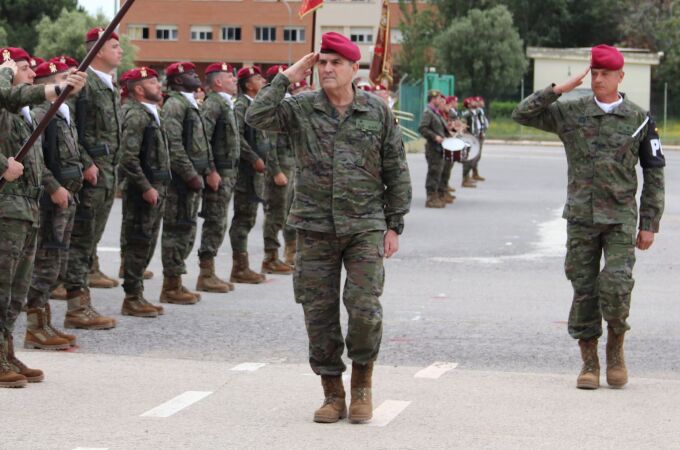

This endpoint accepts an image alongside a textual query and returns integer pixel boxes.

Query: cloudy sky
[78,0,115,19]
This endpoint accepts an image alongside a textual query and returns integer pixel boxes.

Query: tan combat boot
[6,333,44,382]
[24,307,71,350]
[461,176,477,188]
[196,259,232,293]
[284,240,296,267]
[472,169,486,181]
[121,294,159,318]
[44,303,77,346]
[440,192,455,204]
[64,289,117,330]
[447,185,456,193]
[577,338,600,390]
[160,276,200,305]
[606,327,628,388]
[50,283,67,300]
[261,250,294,275]
[0,337,27,388]
[348,362,374,423]
[230,252,266,284]
[425,193,445,208]
[89,256,119,289]
[313,375,347,423]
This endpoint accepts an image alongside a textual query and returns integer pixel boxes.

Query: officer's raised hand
[2,156,24,182]
[553,66,590,95]
[282,53,319,84]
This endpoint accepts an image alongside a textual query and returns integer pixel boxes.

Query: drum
[441,137,468,162]
[456,133,481,162]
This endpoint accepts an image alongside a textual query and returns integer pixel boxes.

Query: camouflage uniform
[246,74,412,375]
[161,91,214,276]
[263,130,296,252]
[198,92,239,260]
[120,98,171,294]
[63,67,122,292]
[418,106,450,195]
[461,107,487,178]
[513,86,665,339]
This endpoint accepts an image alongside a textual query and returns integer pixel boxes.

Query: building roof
[526,47,663,66]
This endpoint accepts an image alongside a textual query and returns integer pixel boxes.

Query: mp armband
[639,114,665,169]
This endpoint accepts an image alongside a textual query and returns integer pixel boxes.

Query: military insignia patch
[49,63,57,74]
[2,49,10,62]
[60,56,66,64]
[141,67,148,78]
[249,67,254,75]
[222,62,228,71]
[178,64,185,73]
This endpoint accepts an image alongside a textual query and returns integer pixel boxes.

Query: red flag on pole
[369,0,393,88]
[299,0,323,18]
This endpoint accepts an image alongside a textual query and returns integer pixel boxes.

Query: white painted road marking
[414,362,458,379]
[97,246,121,252]
[230,362,267,372]
[73,448,108,450]
[368,400,411,427]
[140,391,213,418]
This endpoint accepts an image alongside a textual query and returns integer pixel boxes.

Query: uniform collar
[585,93,634,118]
[312,85,370,116]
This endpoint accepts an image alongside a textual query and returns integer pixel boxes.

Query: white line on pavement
[414,362,458,379]
[140,391,213,418]
[230,362,267,372]
[368,400,411,427]
[97,246,121,252]
[73,448,108,450]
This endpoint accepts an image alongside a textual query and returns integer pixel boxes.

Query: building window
[191,26,213,41]
[127,25,149,40]
[156,25,178,41]
[350,28,373,44]
[283,27,305,43]
[255,26,276,42]
[221,26,242,41]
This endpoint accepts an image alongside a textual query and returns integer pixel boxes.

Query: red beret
[205,62,235,75]
[29,57,45,68]
[373,84,388,92]
[34,61,69,79]
[237,65,262,80]
[122,66,159,82]
[50,56,79,68]
[445,96,457,104]
[166,62,196,77]
[1,47,30,63]
[86,27,119,43]
[591,44,624,70]
[463,97,473,107]
[320,32,361,62]
[265,64,287,79]
[291,79,308,90]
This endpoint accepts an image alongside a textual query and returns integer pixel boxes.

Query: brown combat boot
[447,185,456,193]
[425,193,445,208]
[122,294,159,318]
[0,337,27,388]
[24,307,71,350]
[230,252,266,284]
[160,276,200,305]
[606,327,628,388]
[6,333,44,382]
[313,375,347,423]
[89,256,119,289]
[284,240,296,267]
[461,176,477,188]
[50,283,67,300]
[440,191,455,204]
[196,259,232,293]
[577,338,600,390]
[261,250,294,275]
[64,289,117,330]
[348,362,374,424]
[472,169,486,181]
[44,303,76,346]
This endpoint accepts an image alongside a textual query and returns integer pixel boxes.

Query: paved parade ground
[3,143,679,449]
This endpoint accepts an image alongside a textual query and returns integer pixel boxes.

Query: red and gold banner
[369,0,393,88]
[298,0,323,18]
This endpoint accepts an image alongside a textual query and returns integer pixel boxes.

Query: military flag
[299,0,323,18]
[369,0,393,88]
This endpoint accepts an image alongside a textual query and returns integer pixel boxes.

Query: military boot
[230,252,266,284]
[313,375,347,423]
[121,294,159,318]
[348,362,374,423]
[196,259,232,293]
[261,250,294,275]
[64,289,117,330]
[440,191,455,204]
[24,307,71,350]
[472,169,486,181]
[447,185,456,193]
[461,176,477,188]
[6,333,44,383]
[425,193,445,208]
[50,283,67,300]
[89,256,119,289]
[606,327,628,388]
[0,337,27,388]
[44,303,76,346]
[577,338,600,390]
[284,240,296,267]
[160,276,200,305]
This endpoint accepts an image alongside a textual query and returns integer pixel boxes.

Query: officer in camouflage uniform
[196,62,240,294]
[513,45,665,390]
[230,66,268,284]
[247,33,411,424]
[0,51,86,387]
[261,64,295,274]
[418,90,452,208]
[160,61,221,304]
[119,67,171,317]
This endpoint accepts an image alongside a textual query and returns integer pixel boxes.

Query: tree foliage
[0,0,79,53]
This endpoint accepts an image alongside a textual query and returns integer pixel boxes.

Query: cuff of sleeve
[0,155,8,176]
[182,169,200,183]
[386,215,404,234]
[137,179,153,194]
[43,177,61,196]
[639,217,659,233]
[273,72,292,89]
[241,151,259,165]
[542,84,562,102]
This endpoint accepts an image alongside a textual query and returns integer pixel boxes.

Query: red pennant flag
[369,0,393,88]
[299,0,323,18]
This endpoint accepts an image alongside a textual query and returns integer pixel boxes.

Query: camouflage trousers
[122,185,166,294]
[441,159,455,190]
[424,146,450,194]
[161,183,201,277]
[263,168,296,252]
[229,172,264,254]
[63,179,116,291]
[198,170,237,260]
[0,218,37,334]
[462,136,484,177]
[565,221,636,340]
[294,229,385,375]
[26,197,76,308]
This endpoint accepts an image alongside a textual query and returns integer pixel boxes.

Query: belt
[191,157,210,172]
[151,169,172,183]
[86,144,110,158]
[215,159,238,170]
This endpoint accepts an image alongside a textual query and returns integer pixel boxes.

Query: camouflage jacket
[246,73,412,235]
[120,99,171,192]
[200,92,240,177]
[418,106,450,149]
[512,85,665,232]
[33,101,83,194]
[234,94,269,165]
[161,91,214,183]
[266,130,295,177]
[74,67,122,190]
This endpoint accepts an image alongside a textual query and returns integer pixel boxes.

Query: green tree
[0,25,7,47]
[435,5,527,100]
[0,0,78,53]
[397,1,440,80]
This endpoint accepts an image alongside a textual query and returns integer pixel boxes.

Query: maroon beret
[166,62,196,77]
[205,62,235,75]
[50,56,79,68]
[320,32,361,62]
[29,57,45,68]
[34,61,69,79]
[86,27,119,43]
[265,64,287,79]
[591,44,624,70]
[237,65,262,80]
[445,96,458,104]
[1,47,31,63]
[373,84,387,92]
[463,97,474,108]
[122,66,159,82]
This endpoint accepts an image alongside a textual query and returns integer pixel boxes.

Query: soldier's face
[181,70,202,91]
[591,68,624,99]
[98,39,123,69]
[13,60,35,85]
[317,54,358,90]
[246,74,265,94]
[217,72,238,95]
[140,77,163,103]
